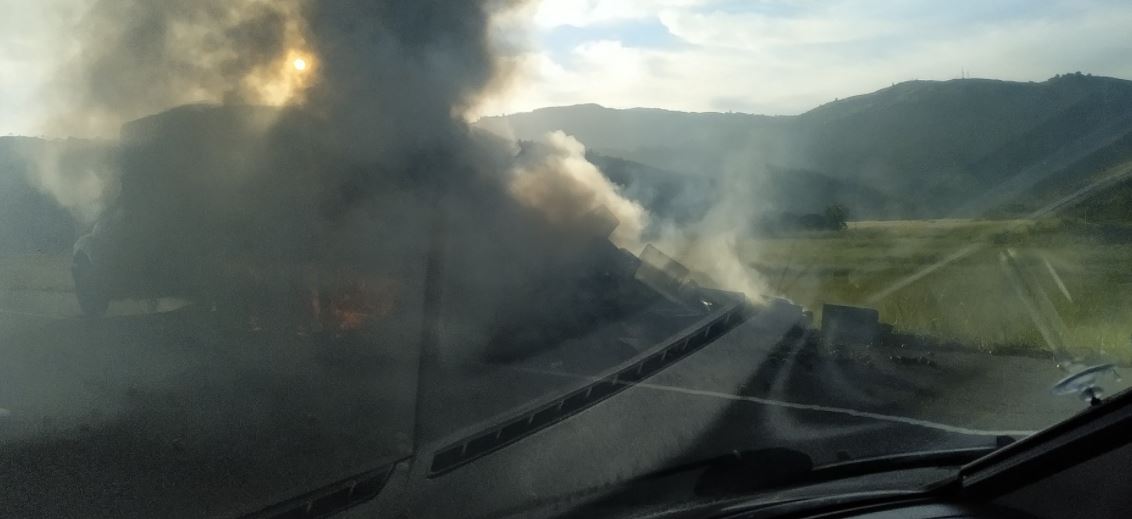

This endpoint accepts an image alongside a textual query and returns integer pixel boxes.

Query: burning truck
[71,104,726,344]
[72,104,436,333]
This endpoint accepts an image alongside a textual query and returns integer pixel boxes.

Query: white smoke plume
[504,129,769,305]
[508,131,648,252]
[654,164,770,305]
[16,139,117,226]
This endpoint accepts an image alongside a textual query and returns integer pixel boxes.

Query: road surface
[0,256,1124,518]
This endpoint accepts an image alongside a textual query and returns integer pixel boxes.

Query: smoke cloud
[16,0,771,360]
[29,0,656,256]
[17,139,117,226]
[655,221,768,305]
[16,0,689,369]
[509,131,649,252]
[16,0,771,316]
[0,1,780,512]
[48,0,309,137]
[654,162,771,305]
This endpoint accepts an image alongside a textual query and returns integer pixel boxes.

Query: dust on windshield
[2,1,1131,518]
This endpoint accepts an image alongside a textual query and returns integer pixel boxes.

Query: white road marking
[0,308,65,319]
[629,381,1037,437]
[506,364,1037,438]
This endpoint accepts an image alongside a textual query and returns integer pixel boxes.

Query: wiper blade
[808,446,999,485]
[644,447,813,484]
[643,445,1006,497]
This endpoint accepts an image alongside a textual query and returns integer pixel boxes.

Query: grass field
[742,219,1132,363]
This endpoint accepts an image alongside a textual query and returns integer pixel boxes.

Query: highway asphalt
[0,281,1124,518]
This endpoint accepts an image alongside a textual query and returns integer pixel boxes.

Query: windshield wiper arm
[643,447,813,483]
[642,445,1006,497]
[807,446,999,484]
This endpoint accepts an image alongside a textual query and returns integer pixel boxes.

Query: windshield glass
[2,1,1131,517]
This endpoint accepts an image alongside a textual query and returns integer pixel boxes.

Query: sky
[0,0,86,136]
[5,0,1132,135]
[483,0,1132,116]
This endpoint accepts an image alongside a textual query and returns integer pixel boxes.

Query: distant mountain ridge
[479,73,1132,219]
[5,74,1132,258]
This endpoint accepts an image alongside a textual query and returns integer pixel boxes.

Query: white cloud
[484,0,1132,116]
[658,8,892,49]
[7,0,1132,133]
[0,0,89,135]
[532,0,715,28]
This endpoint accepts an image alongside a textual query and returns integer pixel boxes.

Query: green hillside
[479,74,1132,219]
